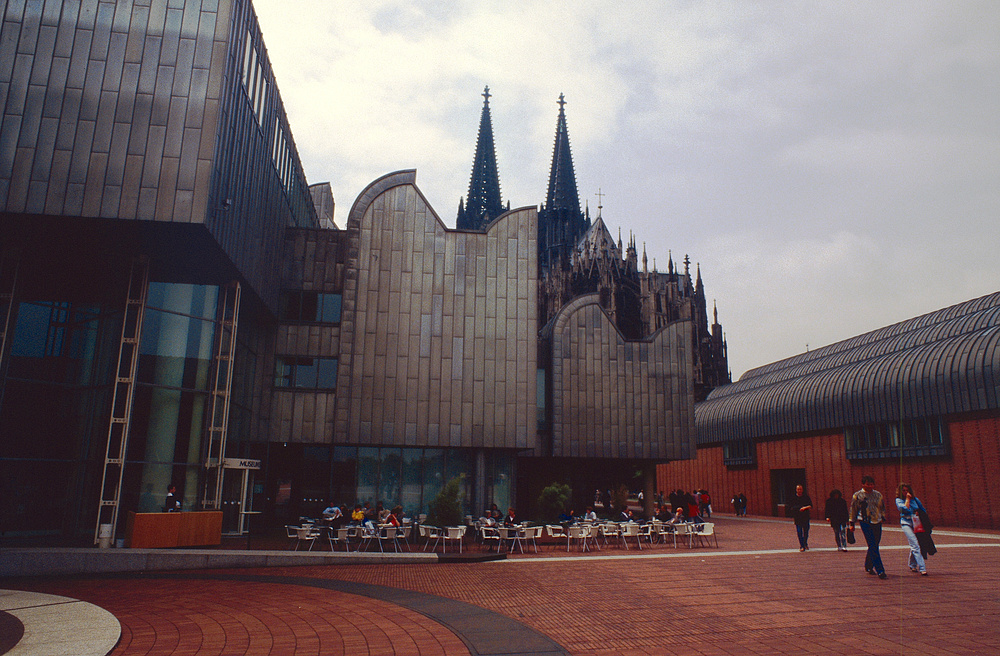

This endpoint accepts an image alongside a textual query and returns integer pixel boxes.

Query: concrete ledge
[0,548,438,578]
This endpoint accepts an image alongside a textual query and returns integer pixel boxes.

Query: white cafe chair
[566,524,589,552]
[692,522,718,548]
[480,525,501,552]
[294,525,321,551]
[621,523,642,550]
[328,527,351,552]
[442,526,466,553]
[671,522,693,548]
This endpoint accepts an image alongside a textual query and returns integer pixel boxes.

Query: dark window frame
[279,291,342,325]
[274,355,338,390]
[723,439,756,467]
[845,416,949,460]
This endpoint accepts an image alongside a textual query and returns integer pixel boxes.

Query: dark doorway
[770,468,806,518]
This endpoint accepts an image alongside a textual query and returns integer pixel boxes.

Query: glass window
[356,447,378,506]
[300,293,318,324]
[279,291,342,324]
[316,358,338,389]
[273,356,337,389]
[422,449,445,515]
[379,448,402,509]
[294,357,318,388]
[536,368,546,429]
[401,449,422,515]
[845,417,948,460]
[723,440,755,467]
[320,293,342,323]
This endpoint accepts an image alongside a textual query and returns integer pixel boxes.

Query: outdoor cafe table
[497,526,525,553]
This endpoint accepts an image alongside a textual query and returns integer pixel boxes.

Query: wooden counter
[125,511,223,548]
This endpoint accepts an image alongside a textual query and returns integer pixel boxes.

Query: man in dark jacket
[789,485,812,551]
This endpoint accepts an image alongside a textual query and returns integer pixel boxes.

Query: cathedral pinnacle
[544,93,581,217]
[457,86,504,230]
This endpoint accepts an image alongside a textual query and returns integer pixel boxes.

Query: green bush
[613,483,630,515]
[426,475,464,527]
[535,482,572,523]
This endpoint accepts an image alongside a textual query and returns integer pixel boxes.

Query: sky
[252,1,999,380]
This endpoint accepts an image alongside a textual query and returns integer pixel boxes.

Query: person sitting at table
[584,506,598,522]
[488,503,502,522]
[351,504,365,524]
[669,507,688,524]
[322,502,344,528]
[656,505,674,522]
[558,509,576,525]
[503,507,518,526]
[385,505,402,527]
[362,502,378,526]
[619,508,634,523]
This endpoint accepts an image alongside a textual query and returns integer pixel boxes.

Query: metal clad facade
[697,292,1000,443]
[334,171,538,451]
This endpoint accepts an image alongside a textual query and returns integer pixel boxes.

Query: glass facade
[271,446,515,520]
[0,295,121,538]
[126,283,219,513]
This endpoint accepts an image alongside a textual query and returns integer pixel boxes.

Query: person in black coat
[789,485,812,551]
[164,484,181,512]
[824,489,850,551]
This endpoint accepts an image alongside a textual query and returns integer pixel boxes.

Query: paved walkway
[5,516,1000,655]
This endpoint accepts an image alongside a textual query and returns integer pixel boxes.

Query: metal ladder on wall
[93,257,149,545]
[202,281,241,510]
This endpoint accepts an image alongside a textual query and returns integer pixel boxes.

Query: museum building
[658,292,1000,529]
[1,0,727,544]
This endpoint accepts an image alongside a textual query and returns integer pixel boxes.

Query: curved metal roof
[697,292,1000,443]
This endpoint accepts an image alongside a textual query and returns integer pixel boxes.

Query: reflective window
[280,291,341,324]
[845,417,949,459]
[274,356,337,389]
[723,440,756,467]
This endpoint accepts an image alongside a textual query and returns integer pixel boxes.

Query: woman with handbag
[895,483,929,576]
[824,489,850,551]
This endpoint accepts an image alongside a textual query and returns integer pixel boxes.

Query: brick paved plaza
[6,516,1000,655]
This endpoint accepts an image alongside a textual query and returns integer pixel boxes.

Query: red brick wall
[657,414,1000,529]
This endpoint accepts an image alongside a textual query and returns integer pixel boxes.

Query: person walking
[164,484,181,512]
[824,489,850,551]
[789,485,812,551]
[896,483,929,576]
[849,475,888,579]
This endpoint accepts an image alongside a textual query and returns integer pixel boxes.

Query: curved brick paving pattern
[13,518,1000,655]
[28,579,470,656]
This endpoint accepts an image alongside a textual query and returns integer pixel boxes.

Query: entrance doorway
[770,468,806,518]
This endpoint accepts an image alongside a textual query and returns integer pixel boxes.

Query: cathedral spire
[457,86,504,230]
[545,93,581,217]
[538,93,588,270]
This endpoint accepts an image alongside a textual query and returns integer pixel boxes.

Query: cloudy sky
[252,1,999,380]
